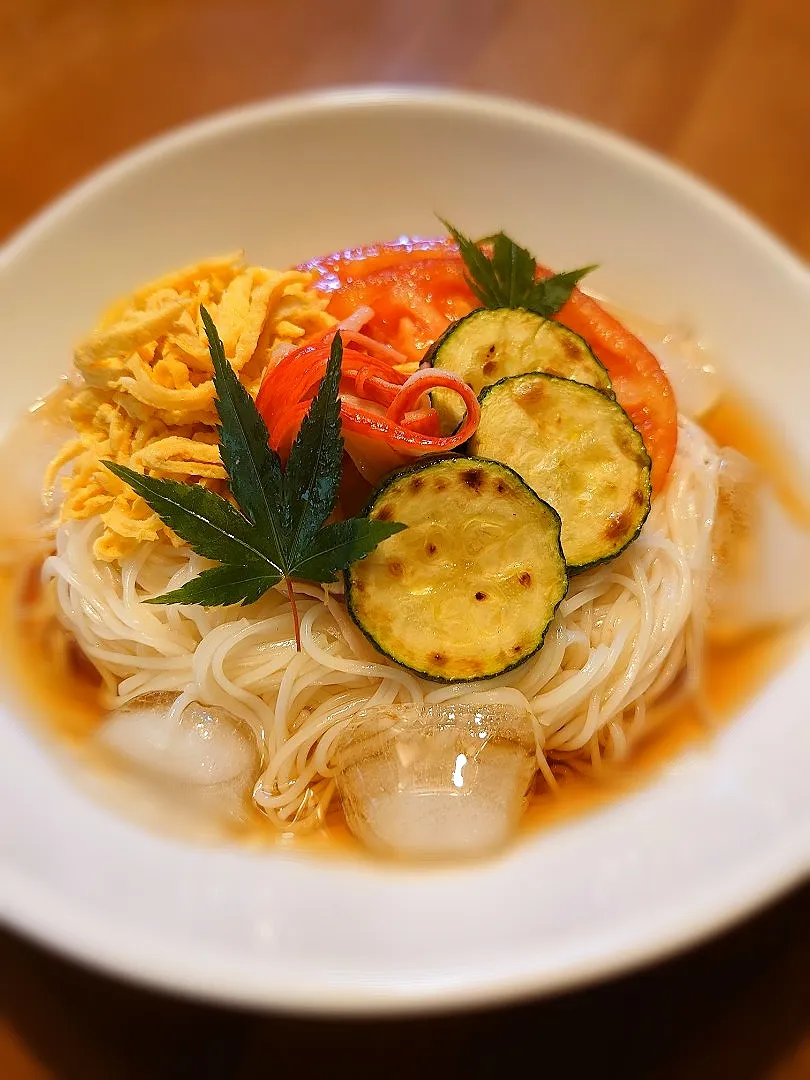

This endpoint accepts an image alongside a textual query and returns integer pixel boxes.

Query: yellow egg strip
[50,256,335,561]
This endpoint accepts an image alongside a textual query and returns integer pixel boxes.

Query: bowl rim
[4,822,808,1014]
[1,85,809,1014]
[3,84,808,283]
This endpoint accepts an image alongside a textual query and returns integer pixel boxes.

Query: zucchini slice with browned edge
[426,307,612,434]
[346,456,568,682]
[469,374,651,572]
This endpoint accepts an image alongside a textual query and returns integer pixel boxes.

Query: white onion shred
[268,340,296,366]
[336,305,375,333]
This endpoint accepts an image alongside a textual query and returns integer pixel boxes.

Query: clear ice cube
[332,702,537,860]
[95,693,259,835]
[708,448,810,640]
[99,692,257,786]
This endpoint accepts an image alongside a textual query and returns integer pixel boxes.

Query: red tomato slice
[325,256,476,359]
[299,236,459,292]
[537,268,677,493]
[302,239,678,491]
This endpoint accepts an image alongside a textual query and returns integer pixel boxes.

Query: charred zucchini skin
[425,307,612,435]
[345,455,568,683]
[471,373,652,573]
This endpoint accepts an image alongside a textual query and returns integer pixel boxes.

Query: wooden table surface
[1,1,809,1076]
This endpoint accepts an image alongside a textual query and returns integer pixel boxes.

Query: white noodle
[43,416,720,831]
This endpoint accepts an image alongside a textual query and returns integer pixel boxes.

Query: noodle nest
[40,258,722,832]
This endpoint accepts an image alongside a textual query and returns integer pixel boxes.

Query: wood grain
[1,1,808,1076]
[3,0,810,258]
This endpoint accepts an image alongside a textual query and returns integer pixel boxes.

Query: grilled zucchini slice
[470,374,651,572]
[346,456,568,682]
[426,307,612,434]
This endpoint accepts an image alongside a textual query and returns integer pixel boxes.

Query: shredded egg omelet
[46,255,335,561]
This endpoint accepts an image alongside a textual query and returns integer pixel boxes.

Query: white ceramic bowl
[1,88,809,1013]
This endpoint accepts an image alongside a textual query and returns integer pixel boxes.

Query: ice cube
[708,449,810,640]
[655,332,721,421]
[332,703,537,860]
[94,693,260,836]
[99,692,257,786]
[0,390,75,547]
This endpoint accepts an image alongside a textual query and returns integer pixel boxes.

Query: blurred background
[4,0,810,256]
[1,1,809,1077]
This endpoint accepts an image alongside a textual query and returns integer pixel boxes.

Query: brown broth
[0,392,804,859]
[523,628,791,834]
[704,393,810,524]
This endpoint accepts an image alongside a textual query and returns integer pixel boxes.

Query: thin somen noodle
[42,416,719,831]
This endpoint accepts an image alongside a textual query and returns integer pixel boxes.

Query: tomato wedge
[302,239,678,491]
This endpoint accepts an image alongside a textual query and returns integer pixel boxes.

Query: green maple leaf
[441,218,597,317]
[104,311,405,648]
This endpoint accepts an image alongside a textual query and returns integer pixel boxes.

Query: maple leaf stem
[286,576,302,651]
